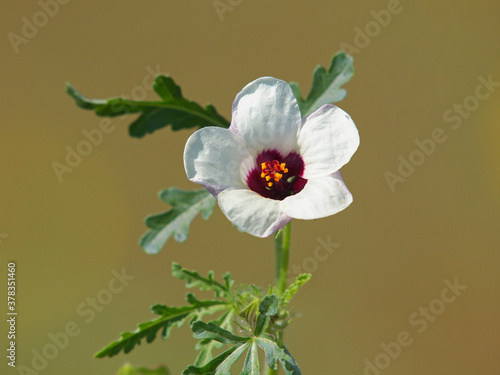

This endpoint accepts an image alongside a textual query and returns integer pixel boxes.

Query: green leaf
[255,334,302,374]
[241,341,260,375]
[66,75,230,138]
[139,188,216,254]
[194,339,221,368]
[118,363,170,375]
[289,51,354,116]
[259,295,278,316]
[255,335,287,370]
[183,344,249,375]
[172,263,230,298]
[195,311,235,366]
[152,297,226,322]
[283,274,311,304]
[279,343,302,375]
[187,307,300,374]
[254,295,278,336]
[192,321,249,345]
[211,343,250,375]
[187,335,301,375]
[95,300,227,358]
[223,273,235,291]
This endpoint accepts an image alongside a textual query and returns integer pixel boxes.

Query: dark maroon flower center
[246,149,307,200]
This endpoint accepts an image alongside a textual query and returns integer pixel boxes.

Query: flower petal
[218,188,292,237]
[184,127,255,196]
[280,172,353,220]
[298,104,359,179]
[229,77,302,155]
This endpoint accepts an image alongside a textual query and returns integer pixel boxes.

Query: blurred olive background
[1,0,499,374]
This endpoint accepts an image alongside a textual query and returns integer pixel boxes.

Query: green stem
[266,223,292,375]
[275,222,291,294]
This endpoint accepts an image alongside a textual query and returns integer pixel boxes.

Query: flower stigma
[245,150,307,201]
[261,160,289,187]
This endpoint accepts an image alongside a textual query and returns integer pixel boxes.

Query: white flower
[184,77,359,237]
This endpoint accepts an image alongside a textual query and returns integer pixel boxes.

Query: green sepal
[238,298,260,330]
[139,188,216,254]
[289,51,354,116]
[117,363,170,375]
[283,273,311,304]
[66,75,230,138]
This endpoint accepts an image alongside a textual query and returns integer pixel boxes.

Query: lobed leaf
[139,188,216,254]
[192,321,249,345]
[223,273,235,291]
[255,334,302,374]
[66,75,230,138]
[194,339,221,369]
[195,311,235,366]
[289,51,354,116]
[280,343,303,375]
[95,300,227,358]
[172,263,231,298]
[187,311,302,375]
[255,335,287,370]
[182,344,248,375]
[241,341,260,375]
[186,336,301,375]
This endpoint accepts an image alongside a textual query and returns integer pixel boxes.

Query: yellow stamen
[260,160,288,187]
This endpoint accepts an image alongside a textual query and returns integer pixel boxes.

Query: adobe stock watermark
[354,277,467,375]
[287,235,340,283]
[0,233,8,244]
[384,74,499,192]
[16,268,135,374]
[213,0,243,21]
[52,64,167,182]
[7,0,72,54]
[339,0,412,55]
